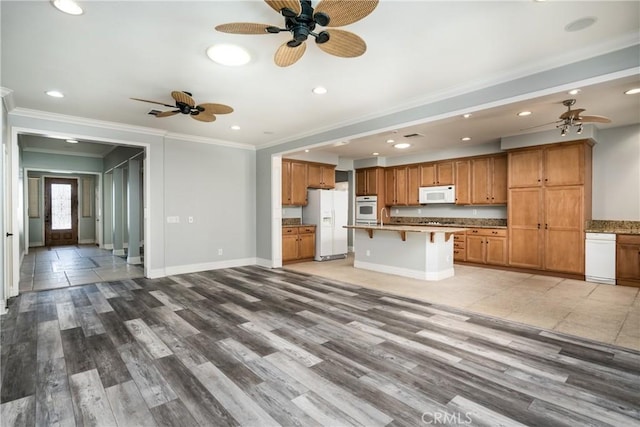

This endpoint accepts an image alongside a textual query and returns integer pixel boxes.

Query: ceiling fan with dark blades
[215,0,378,67]
[130,91,233,122]
[521,99,612,135]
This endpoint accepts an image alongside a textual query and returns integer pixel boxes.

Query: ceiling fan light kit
[215,0,379,67]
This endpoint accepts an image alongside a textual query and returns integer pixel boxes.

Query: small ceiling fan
[215,0,378,67]
[523,99,612,136]
[130,91,233,122]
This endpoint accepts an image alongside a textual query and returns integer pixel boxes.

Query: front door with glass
[44,177,78,246]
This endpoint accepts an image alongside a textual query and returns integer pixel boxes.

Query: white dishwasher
[585,233,616,285]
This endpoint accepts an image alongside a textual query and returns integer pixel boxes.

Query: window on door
[51,183,72,230]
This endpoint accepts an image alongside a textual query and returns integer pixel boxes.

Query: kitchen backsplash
[586,220,640,233]
[391,216,507,227]
[390,205,507,219]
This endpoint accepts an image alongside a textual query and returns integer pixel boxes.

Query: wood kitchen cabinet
[617,234,640,287]
[470,155,507,205]
[282,225,316,263]
[307,163,335,189]
[508,141,588,188]
[454,160,471,205]
[385,166,408,206]
[282,159,308,206]
[453,232,466,262]
[420,161,454,186]
[508,140,592,275]
[407,164,421,205]
[355,167,384,196]
[465,228,508,266]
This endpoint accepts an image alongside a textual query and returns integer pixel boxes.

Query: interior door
[45,177,79,246]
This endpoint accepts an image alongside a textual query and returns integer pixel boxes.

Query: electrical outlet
[167,216,179,223]
[218,248,223,255]
[366,249,370,256]
[395,209,399,214]
[473,209,477,215]
[188,216,194,223]
[417,208,422,214]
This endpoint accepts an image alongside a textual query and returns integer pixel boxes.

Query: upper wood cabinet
[454,160,471,205]
[385,166,408,206]
[282,159,308,206]
[307,163,335,189]
[509,141,589,188]
[470,154,507,205]
[420,161,454,186]
[355,167,384,196]
[407,165,421,205]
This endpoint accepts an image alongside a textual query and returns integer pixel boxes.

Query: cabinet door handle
[545,224,548,229]
[537,223,540,229]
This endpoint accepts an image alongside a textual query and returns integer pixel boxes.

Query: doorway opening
[44,177,78,246]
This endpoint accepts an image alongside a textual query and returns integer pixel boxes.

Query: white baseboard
[113,249,126,256]
[29,242,44,248]
[255,258,274,268]
[164,257,257,276]
[103,243,114,250]
[354,260,454,281]
[147,268,166,279]
[127,256,142,265]
[79,239,95,244]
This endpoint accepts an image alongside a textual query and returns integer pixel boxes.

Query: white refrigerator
[303,189,348,261]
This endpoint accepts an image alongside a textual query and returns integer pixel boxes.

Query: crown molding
[164,132,255,151]
[21,147,106,159]
[1,87,16,112]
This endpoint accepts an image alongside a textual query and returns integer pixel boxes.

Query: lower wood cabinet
[453,232,466,262]
[617,234,640,287]
[282,225,316,264]
[465,228,508,266]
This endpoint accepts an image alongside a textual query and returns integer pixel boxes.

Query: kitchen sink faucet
[380,207,387,226]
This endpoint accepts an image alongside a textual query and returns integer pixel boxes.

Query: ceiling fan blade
[215,22,272,34]
[317,29,366,58]
[130,98,175,108]
[155,111,180,118]
[519,120,562,131]
[274,41,306,67]
[192,113,216,123]
[265,0,301,16]
[559,108,585,120]
[314,0,379,27]
[171,91,195,107]
[578,115,612,123]
[198,103,234,115]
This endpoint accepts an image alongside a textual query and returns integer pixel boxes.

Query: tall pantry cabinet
[507,140,592,275]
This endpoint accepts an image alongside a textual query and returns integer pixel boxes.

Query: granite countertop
[585,220,640,235]
[390,217,507,229]
[345,224,468,233]
[391,222,507,229]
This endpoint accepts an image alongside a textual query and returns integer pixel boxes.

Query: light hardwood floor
[1,266,639,426]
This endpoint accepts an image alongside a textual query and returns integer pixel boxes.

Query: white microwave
[419,185,456,204]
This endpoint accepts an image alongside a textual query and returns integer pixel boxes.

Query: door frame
[9,125,152,298]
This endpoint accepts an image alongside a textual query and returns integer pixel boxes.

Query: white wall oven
[355,195,377,225]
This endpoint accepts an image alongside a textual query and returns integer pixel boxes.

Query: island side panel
[353,229,455,281]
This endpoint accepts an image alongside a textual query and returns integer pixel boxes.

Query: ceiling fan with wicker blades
[523,99,612,136]
[130,91,233,122]
[215,0,378,67]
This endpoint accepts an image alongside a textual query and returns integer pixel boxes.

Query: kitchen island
[345,224,468,281]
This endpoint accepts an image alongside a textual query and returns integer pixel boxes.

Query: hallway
[19,245,144,292]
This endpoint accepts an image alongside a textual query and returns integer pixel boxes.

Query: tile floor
[284,255,640,351]
[19,245,144,292]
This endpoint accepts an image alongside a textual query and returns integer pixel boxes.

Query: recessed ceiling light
[45,90,64,98]
[66,139,79,144]
[568,89,581,95]
[625,88,640,95]
[393,143,411,149]
[51,0,83,15]
[230,125,241,130]
[206,44,250,66]
[386,139,395,144]
[517,111,532,117]
[461,137,471,141]
[312,86,328,95]
[463,114,472,119]
[372,152,379,156]
[565,16,597,32]
[304,149,309,153]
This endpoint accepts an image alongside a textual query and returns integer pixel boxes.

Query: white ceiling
[2,1,639,160]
